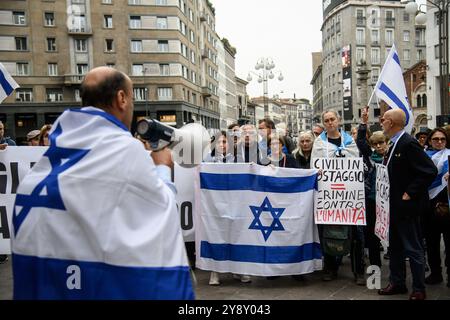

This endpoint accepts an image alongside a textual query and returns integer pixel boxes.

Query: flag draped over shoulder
[0,62,19,103]
[373,44,414,134]
[195,164,322,277]
[427,149,450,200]
[11,107,194,300]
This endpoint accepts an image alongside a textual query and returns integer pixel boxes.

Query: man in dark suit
[378,109,437,300]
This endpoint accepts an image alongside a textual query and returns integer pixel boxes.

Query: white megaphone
[136,119,211,168]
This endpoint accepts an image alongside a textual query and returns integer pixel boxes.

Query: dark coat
[386,133,437,222]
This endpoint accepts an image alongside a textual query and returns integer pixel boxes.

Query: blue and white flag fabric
[11,107,194,300]
[195,164,322,276]
[426,148,450,200]
[0,62,19,103]
[374,44,414,134]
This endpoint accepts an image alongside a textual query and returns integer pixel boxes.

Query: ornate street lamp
[247,57,284,117]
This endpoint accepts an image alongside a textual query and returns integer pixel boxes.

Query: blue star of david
[249,197,285,242]
[13,123,90,235]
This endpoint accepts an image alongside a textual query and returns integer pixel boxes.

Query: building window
[16,62,29,76]
[356,48,365,63]
[129,16,141,29]
[103,0,113,3]
[190,50,196,64]
[104,15,113,28]
[156,0,168,5]
[435,44,440,59]
[44,12,55,26]
[190,30,195,43]
[385,10,395,27]
[417,49,424,60]
[403,12,410,22]
[48,63,58,76]
[47,38,56,51]
[16,88,33,102]
[75,89,81,102]
[105,39,114,52]
[371,29,379,44]
[128,0,142,4]
[131,40,142,53]
[157,17,168,29]
[13,11,26,25]
[180,21,186,35]
[159,64,170,76]
[371,48,380,64]
[106,63,115,68]
[403,49,410,61]
[46,88,63,102]
[76,64,88,75]
[385,29,394,46]
[416,28,426,46]
[356,29,365,45]
[15,37,27,51]
[158,40,169,52]
[132,64,143,76]
[158,87,172,101]
[75,39,87,52]
[133,88,147,101]
[403,30,410,42]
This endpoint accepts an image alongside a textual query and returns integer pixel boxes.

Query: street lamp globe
[415,12,427,25]
[268,71,275,79]
[278,74,284,81]
[247,74,253,82]
[258,76,263,83]
[405,1,418,15]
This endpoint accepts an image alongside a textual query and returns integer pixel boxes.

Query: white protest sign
[1,148,198,254]
[313,157,366,225]
[174,163,196,242]
[0,147,47,254]
[375,164,390,245]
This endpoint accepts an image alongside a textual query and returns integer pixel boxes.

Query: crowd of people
[200,107,449,300]
[1,67,449,300]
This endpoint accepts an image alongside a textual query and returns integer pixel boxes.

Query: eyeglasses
[431,137,447,142]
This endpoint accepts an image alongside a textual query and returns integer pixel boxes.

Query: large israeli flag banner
[11,107,194,300]
[195,164,322,276]
[374,44,414,134]
[427,149,450,200]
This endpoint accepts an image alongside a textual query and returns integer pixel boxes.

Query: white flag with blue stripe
[11,107,194,300]
[374,44,414,134]
[195,164,322,276]
[0,62,19,103]
[427,149,450,200]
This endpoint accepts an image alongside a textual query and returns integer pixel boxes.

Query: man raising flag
[0,62,20,104]
[370,44,414,134]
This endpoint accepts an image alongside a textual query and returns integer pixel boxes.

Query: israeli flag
[0,62,19,103]
[11,107,194,300]
[427,149,450,200]
[195,164,322,276]
[374,44,414,134]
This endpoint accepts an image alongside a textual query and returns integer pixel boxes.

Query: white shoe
[240,275,252,283]
[209,272,220,286]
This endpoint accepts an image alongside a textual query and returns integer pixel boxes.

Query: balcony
[385,18,395,27]
[371,40,380,46]
[201,49,208,59]
[356,17,366,26]
[199,12,207,22]
[202,86,212,97]
[67,27,93,36]
[64,74,84,85]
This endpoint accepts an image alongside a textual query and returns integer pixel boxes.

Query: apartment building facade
[0,0,220,144]
[321,0,425,130]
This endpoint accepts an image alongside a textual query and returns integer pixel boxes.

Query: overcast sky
[212,0,427,102]
[212,0,323,101]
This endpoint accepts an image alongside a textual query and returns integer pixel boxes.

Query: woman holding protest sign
[424,128,450,287]
[311,109,364,283]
